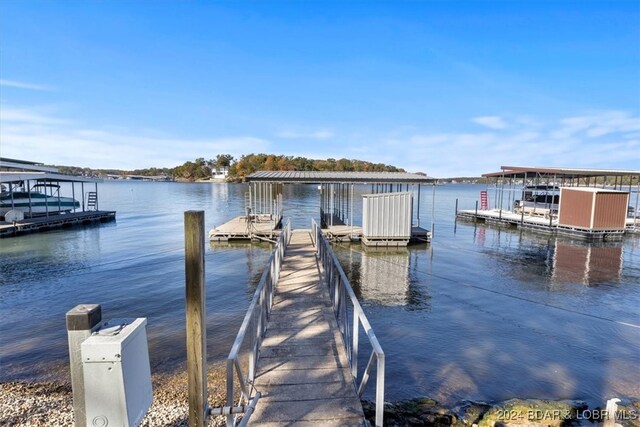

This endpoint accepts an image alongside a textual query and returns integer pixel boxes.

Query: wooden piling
[185,211,207,427]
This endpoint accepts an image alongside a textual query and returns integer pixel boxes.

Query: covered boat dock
[0,158,116,237]
[209,171,437,246]
[457,166,640,240]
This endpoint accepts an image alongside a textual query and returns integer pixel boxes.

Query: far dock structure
[0,157,116,237]
[457,165,640,240]
[245,171,437,246]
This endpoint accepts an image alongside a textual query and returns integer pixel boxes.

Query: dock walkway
[250,230,366,426]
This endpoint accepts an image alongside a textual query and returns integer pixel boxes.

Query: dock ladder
[86,192,98,211]
[480,190,489,210]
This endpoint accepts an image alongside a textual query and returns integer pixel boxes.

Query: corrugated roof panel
[245,171,436,183]
[0,171,102,183]
[483,166,640,178]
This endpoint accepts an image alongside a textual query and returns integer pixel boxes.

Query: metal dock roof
[483,165,640,178]
[246,171,436,183]
[0,171,101,184]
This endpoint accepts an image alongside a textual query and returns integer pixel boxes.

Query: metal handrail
[311,219,385,427]
[224,219,292,427]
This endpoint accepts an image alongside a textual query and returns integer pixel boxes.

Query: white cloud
[2,103,638,177]
[0,106,69,125]
[276,129,334,140]
[0,79,55,91]
[472,116,508,130]
[0,105,270,169]
[550,111,640,140]
[269,111,640,177]
[375,110,640,177]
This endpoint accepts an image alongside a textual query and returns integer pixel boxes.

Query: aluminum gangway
[222,219,385,426]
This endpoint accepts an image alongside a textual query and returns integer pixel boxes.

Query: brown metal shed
[558,187,629,231]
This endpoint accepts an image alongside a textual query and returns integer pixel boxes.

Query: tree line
[53,154,407,182]
[227,154,405,182]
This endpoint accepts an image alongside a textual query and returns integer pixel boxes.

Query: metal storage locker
[81,318,152,427]
[362,192,412,244]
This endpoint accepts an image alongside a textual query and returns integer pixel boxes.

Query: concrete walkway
[250,230,365,426]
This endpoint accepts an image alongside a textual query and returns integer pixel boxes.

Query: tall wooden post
[185,211,207,427]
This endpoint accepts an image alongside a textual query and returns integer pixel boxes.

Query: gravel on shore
[1,364,229,427]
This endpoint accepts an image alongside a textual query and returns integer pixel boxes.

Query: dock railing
[311,219,386,427]
[222,219,291,427]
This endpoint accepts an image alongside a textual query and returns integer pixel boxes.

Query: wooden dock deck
[250,230,366,426]
[0,210,116,238]
[208,214,282,242]
[325,224,431,245]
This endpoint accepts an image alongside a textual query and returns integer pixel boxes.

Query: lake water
[1,181,638,407]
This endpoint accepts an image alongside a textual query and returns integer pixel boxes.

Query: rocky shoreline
[0,365,229,427]
[362,397,640,427]
[3,375,639,427]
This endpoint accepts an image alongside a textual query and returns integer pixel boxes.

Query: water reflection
[335,244,431,310]
[470,225,625,288]
[0,227,103,287]
[552,241,623,286]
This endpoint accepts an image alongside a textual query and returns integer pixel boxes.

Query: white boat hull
[0,194,80,217]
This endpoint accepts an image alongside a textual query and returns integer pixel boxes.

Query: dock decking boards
[209,215,281,241]
[251,230,366,426]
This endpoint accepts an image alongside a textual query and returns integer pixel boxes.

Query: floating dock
[248,171,437,247]
[0,210,116,238]
[1,158,116,237]
[457,208,637,240]
[326,224,431,245]
[208,214,282,242]
[211,220,431,246]
[464,165,640,241]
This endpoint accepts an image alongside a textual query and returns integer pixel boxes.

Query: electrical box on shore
[81,318,152,427]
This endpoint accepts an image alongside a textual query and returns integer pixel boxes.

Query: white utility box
[81,318,152,427]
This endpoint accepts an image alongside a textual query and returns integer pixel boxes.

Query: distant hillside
[227,154,405,182]
[50,153,408,182]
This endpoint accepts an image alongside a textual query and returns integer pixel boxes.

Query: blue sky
[1,1,638,177]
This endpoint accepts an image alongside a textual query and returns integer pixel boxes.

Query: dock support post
[95,182,99,211]
[431,183,435,237]
[27,180,32,217]
[66,304,102,427]
[474,200,478,223]
[417,184,421,227]
[185,211,208,427]
[455,198,458,216]
[375,354,385,427]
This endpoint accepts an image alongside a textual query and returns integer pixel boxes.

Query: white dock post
[66,304,102,427]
